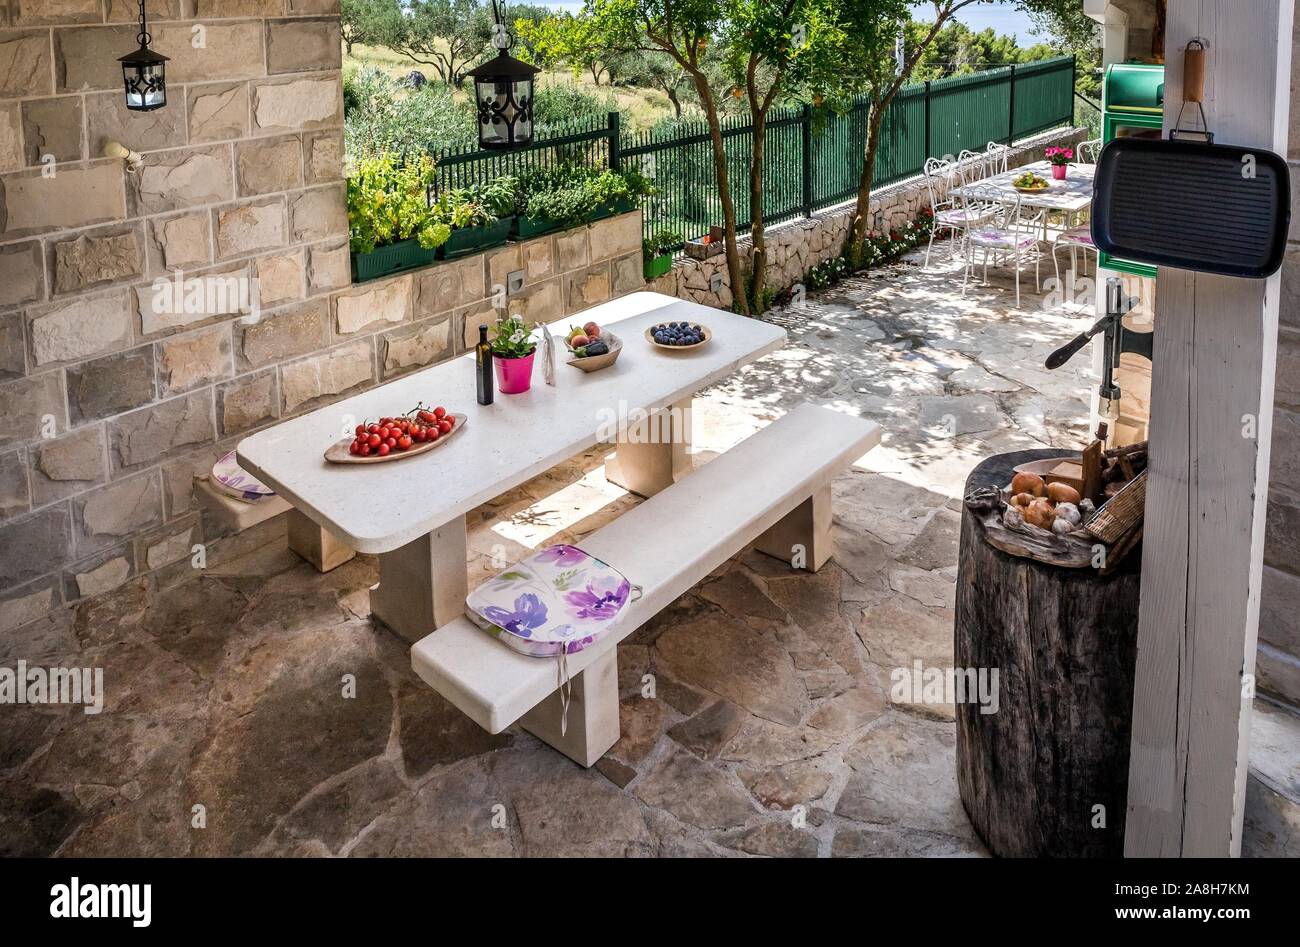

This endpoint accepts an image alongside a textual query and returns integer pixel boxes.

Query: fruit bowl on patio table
[325,409,467,464]
[1013,172,1050,193]
[646,321,711,350]
[565,331,622,373]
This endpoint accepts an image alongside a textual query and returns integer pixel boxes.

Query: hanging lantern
[119,0,168,112]
[466,0,540,150]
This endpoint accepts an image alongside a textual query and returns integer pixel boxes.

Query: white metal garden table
[954,159,1096,236]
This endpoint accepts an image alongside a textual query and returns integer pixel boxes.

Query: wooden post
[1125,0,1293,857]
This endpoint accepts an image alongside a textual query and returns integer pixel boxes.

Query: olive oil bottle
[476,324,494,405]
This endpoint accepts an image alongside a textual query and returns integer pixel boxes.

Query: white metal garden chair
[957,149,989,183]
[922,156,994,270]
[961,185,1047,308]
[1076,138,1102,164]
[1052,222,1098,308]
[985,141,1011,174]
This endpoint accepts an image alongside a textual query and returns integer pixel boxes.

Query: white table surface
[954,160,1096,212]
[237,291,787,554]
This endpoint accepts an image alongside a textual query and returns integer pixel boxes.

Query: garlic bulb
[1055,502,1081,526]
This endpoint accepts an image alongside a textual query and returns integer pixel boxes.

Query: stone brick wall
[648,126,1088,309]
[0,2,646,635]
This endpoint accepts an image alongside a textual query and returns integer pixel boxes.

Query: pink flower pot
[1052,164,1067,181]
[494,350,535,394]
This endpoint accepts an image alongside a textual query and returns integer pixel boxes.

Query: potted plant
[512,164,651,238]
[347,153,451,282]
[489,312,536,394]
[642,228,681,279]
[1045,146,1073,180]
[436,177,515,259]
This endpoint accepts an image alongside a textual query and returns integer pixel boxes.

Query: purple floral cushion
[465,544,634,657]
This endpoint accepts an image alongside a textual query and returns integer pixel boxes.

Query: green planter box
[587,196,636,223]
[643,253,672,280]
[351,238,439,283]
[511,214,562,240]
[440,218,511,259]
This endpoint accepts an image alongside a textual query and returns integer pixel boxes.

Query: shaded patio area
[2,252,1103,858]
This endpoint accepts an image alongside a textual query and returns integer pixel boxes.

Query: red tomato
[433,406,447,419]
[397,435,413,450]
[437,418,452,434]
[367,424,379,435]
[443,415,455,429]
[359,443,371,456]
[355,424,365,436]
[349,440,361,455]
[367,433,381,447]
[428,428,440,442]
[385,437,397,449]
[418,410,435,424]
[377,442,390,456]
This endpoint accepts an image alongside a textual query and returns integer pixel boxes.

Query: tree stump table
[955,449,1141,857]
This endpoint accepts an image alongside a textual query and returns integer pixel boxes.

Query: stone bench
[410,402,881,766]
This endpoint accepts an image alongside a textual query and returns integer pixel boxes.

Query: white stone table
[238,290,786,642]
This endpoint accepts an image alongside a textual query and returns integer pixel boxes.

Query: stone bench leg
[519,649,620,768]
[605,396,693,498]
[287,508,356,573]
[755,484,833,572]
[371,515,468,644]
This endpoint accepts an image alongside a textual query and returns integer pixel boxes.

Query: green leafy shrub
[532,84,618,131]
[643,228,683,262]
[434,176,519,229]
[347,153,451,254]
[515,164,653,227]
[344,66,475,161]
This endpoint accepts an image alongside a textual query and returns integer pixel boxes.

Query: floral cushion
[969,229,1038,247]
[465,544,634,657]
[1058,226,1093,246]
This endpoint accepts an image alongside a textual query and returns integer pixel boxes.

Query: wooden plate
[324,414,467,464]
[645,323,712,351]
[564,331,623,372]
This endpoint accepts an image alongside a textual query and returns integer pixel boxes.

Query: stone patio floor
[1,248,1105,858]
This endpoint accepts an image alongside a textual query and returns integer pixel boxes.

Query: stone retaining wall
[0,1,647,635]
[648,126,1089,310]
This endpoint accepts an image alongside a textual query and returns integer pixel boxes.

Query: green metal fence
[428,56,1076,251]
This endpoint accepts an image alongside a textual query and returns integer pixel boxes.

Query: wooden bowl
[645,323,712,351]
[564,331,622,373]
[324,414,467,464]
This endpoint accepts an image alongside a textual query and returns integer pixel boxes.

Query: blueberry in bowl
[646,320,710,349]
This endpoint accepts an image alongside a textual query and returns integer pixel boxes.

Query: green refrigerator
[1099,63,1165,279]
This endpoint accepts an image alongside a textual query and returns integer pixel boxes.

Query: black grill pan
[1091,137,1290,278]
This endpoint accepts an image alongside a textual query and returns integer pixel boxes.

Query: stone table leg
[371,515,469,644]
[754,484,833,572]
[519,649,620,768]
[604,396,693,498]
[286,508,356,572]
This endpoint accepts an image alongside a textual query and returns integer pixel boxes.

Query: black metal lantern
[466,1,540,150]
[119,0,168,112]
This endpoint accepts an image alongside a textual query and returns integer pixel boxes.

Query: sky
[537,1,1042,41]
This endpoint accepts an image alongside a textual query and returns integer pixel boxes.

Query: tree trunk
[665,86,682,118]
[693,78,750,314]
[847,106,885,252]
[748,106,768,314]
[955,449,1140,857]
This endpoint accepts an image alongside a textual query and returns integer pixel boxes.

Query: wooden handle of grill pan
[1183,39,1206,103]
